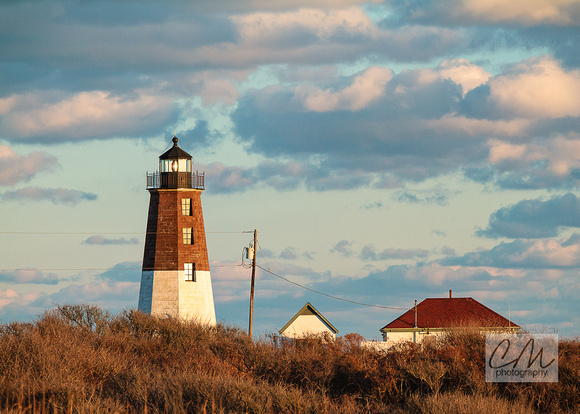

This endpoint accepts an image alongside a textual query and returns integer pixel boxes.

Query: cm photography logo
[485,334,558,383]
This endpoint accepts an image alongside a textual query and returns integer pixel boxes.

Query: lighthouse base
[138,270,216,325]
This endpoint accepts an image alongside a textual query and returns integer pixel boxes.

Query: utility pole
[414,299,417,343]
[248,229,257,338]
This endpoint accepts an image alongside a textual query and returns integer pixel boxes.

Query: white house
[379,291,519,348]
[279,302,338,339]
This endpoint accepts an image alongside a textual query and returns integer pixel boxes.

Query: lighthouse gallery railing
[146,171,205,190]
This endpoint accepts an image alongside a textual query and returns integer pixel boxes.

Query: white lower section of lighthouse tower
[138,270,216,325]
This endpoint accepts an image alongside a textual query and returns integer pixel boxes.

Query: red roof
[380,298,519,331]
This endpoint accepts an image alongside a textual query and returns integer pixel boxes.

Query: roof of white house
[279,302,338,336]
[380,297,519,331]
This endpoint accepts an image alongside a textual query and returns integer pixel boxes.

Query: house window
[182,228,193,245]
[181,198,191,216]
[184,263,195,281]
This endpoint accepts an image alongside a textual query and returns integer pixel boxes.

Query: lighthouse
[138,136,216,324]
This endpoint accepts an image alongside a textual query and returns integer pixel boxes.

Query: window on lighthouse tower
[181,198,192,216]
[184,263,195,281]
[182,228,193,245]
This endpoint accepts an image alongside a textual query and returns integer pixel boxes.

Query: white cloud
[1,186,97,204]
[489,57,580,118]
[0,289,40,311]
[405,263,476,286]
[488,134,580,177]
[84,236,139,246]
[331,240,354,257]
[0,269,59,285]
[437,58,491,96]
[0,145,57,186]
[488,141,527,163]
[458,0,579,25]
[203,162,255,193]
[425,115,530,137]
[233,7,377,45]
[519,239,580,267]
[0,91,173,141]
[297,66,393,112]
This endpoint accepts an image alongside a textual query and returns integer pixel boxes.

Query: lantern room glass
[160,159,191,172]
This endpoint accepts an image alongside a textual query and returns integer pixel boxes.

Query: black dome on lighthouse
[159,136,192,160]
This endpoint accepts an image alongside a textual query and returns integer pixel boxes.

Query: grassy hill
[0,304,578,413]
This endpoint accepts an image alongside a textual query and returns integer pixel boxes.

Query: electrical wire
[257,238,291,323]
[1,230,408,311]
[0,231,247,235]
[256,264,409,311]
[257,239,271,272]
[0,232,143,235]
[0,263,243,272]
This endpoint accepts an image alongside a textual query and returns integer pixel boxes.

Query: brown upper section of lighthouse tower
[142,137,210,272]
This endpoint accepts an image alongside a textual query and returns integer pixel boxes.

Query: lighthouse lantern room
[138,136,216,324]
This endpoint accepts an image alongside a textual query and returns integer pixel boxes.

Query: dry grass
[0,304,578,413]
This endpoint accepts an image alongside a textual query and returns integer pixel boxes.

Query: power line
[1,263,408,311]
[0,263,243,272]
[0,232,142,235]
[257,238,293,329]
[256,265,409,311]
[0,230,407,311]
[0,231,248,235]
[0,267,129,272]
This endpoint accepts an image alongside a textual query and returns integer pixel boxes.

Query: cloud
[487,56,580,119]
[229,57,580,192]
[440,245,455,255]
[203,162,256,194]
[228,9,467,65]
[233,65,469,179]
[96,262,141,282]
[443,234,580,268]
[404,262,490,287]
[198,77,241,106]
[84,236,139,246]
[202,160,375,193]
[296,66,393,112]
[359,245,430,261]
[0,0,468,98]
[437,58,491,96]
[279,247,298,260]
[478,193,580,238]
[488,135,580,183]
[459,57,580,122]
[0,91,174,143]
[396,189,449,205]
[179,120,216,149]
[331,240,354,257]
[1,256,579,338]
[0,289,42,317]
[0,269,59,285]
[0,145,58,186]
[360,201,384,209]
[425,114,531,139]
[0,187,97,205]
[0,2,237,73]
[456,0,580,26]
[389,0,580,26]
[48,281,140,307]
[278,247,315,261]
[211,260,254,304]
[233,8,377,47]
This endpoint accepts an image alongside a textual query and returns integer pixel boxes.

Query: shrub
[0,305,578,413]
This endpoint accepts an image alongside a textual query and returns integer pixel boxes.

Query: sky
[1,0,580,340]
